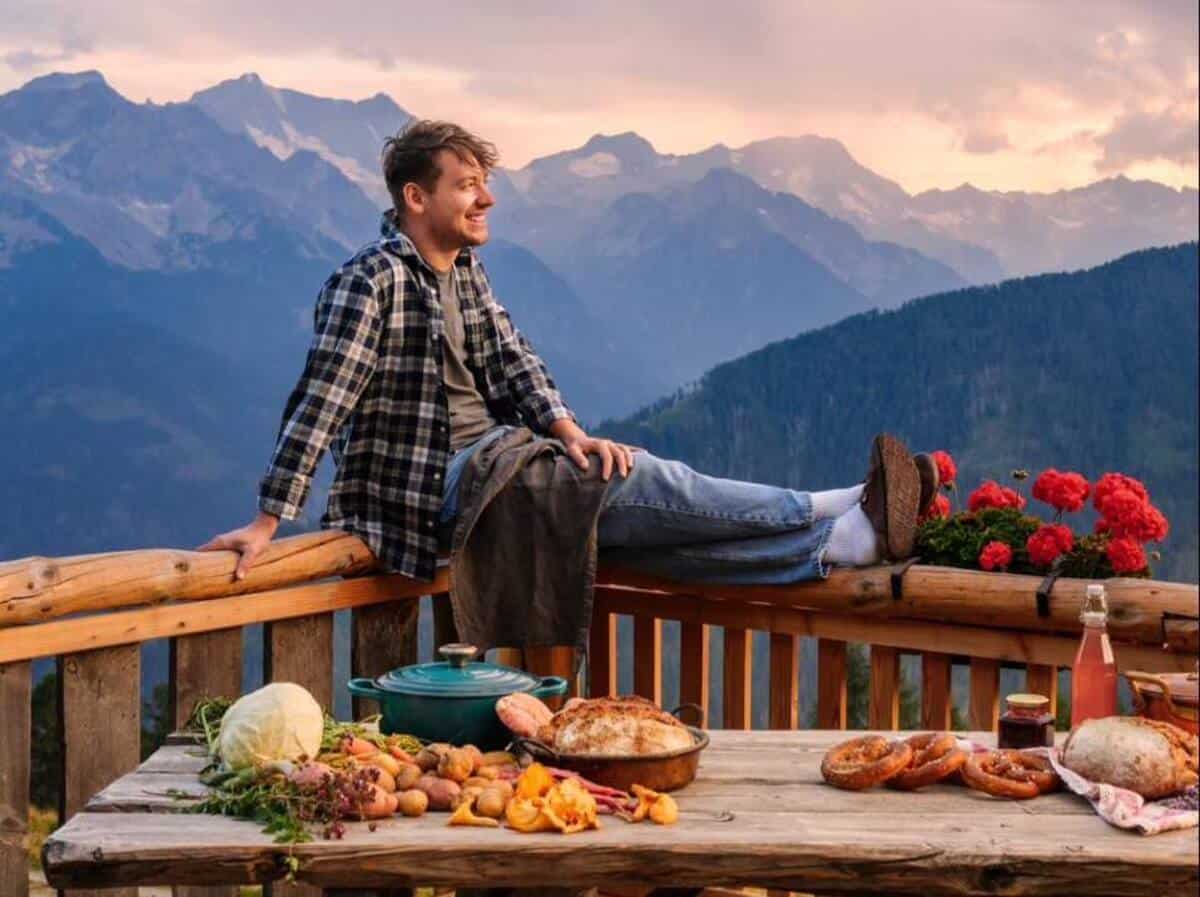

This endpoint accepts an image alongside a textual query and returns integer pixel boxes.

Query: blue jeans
[440,427,835,584]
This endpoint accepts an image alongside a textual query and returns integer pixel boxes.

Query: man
[199,121,932,589]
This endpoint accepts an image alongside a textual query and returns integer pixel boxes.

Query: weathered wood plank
[58,644,141,897]
[170,627,244,897]
[721,628,752,730]
[920,652,953,731]
[0,575,433,665]
[0,660,30,897]
[42,806,1199,894]
[264,613,334,712]
[171,628,243,729]
[869,645,900,730]
[678,622,710,726]
[1025,664,1059,718]
[588,609,617,698]
[350,600,419,720]
[633,616,663,705]
[768,633,799,730]
[969,658,1001,732]
[816,640,847,730]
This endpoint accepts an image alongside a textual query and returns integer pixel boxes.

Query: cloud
[1098,106,1200,171]
[0,0,1194,190]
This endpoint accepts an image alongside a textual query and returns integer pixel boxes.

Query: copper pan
[509,704,708,793]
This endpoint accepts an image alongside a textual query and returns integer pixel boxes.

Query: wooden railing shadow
[1,530,1196,897]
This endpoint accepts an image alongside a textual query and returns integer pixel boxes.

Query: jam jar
[998,693,1055,749]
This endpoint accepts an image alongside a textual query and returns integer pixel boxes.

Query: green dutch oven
[347,643,568,749]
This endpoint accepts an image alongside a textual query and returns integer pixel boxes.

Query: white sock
[825,505,881,567]
[811,483,864,520]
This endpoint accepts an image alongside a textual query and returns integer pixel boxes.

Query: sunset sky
[2,0,1196,193]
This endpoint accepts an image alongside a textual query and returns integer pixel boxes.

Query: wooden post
[350,600,419,720]
[263,614,334,897]
[768,633,800,730]
[921,652,953,731]
[263,613,334,712]
[0,661,30,897]
[869,645,900,730]
[970,657,1001,732]
[1025,663,1059,718]
[722,628,752,729]
[524,646,579,708]
[170,629,244,897]
[678,622,710,726]
[588,611,617,698]
[58,644,140,897]
[633,616,663,705]
[816,639,847,729]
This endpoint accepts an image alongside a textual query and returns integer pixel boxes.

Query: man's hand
[196,511,280,581]
[548,418,639,481]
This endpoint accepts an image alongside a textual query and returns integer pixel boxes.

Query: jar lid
[372,644,541,698]
[1005,693,1050,710]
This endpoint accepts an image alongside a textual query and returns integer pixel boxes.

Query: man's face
[419,149,494,249]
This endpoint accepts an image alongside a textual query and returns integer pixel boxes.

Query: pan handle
[507,736,561,764]
[670,703,705,727]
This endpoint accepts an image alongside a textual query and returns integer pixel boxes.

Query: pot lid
[1128,670,1199,707]
[373,643,540,697]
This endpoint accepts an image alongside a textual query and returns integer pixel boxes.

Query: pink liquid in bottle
[1070,584,1118,727]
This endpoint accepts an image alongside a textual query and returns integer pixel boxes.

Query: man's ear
[402,182,425,218]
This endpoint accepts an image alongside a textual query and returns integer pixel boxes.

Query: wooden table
[42,730,1198,896]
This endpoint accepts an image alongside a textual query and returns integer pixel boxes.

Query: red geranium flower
[968,480,1026,512]
[1107,537,1148,575]
[1026,524,1074,567]
[919,493,952,523]
[978,540,1014,571]
[1094,472,1149,515]
[1094,518,1110,535]
[1107,499,1170,543]
[1032,469,1090,513]
[930,450,957,486]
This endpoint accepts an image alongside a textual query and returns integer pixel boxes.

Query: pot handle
[508,735,560,764]
[671,703,705,727]
[1124,670,1183,719]
[347,678,385,700]
[531,676,569,699]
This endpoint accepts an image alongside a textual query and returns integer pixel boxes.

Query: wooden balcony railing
[1,531,1197,897]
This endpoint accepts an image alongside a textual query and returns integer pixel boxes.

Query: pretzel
[887,733,968,791]
[821,735,913,791]
[962,750,1059,800]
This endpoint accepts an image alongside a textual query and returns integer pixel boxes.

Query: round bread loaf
[1061,716,1199,800]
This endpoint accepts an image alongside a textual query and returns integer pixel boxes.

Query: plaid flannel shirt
[258,212,575,581]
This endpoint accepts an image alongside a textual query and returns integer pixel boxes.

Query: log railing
[1,531,1196,897]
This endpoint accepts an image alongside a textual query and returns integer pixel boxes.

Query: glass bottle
[1070,583,1118,727]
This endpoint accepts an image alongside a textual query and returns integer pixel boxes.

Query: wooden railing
[1,531,1196,897]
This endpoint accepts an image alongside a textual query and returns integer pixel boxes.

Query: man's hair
[381,120,499,216]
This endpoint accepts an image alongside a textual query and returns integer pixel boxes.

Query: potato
[287,761,334,789]
[368,767,396,793]
[365,751,402,777]
[453,784,486,810]
[463,776,494,790]
[415,747,442,772]
[486,779,514,802]
[396,789,429,817]
[461,744,484,772]
[437,748,474,783]
[478,750,517,767]
[475,787,508,819]
[394,763,422,791]
[472,765,499,780]
[415,774,461,811]
[351,782,395,819]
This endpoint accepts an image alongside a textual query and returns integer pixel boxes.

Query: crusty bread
[537,695,693,756]
[1061,716,1199,800]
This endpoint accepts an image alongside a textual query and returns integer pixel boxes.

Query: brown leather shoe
[860,434,922,561]
[914,452,940,516]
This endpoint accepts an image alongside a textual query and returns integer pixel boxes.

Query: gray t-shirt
[435,266,497,451]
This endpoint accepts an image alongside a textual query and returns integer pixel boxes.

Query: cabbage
[216,682,324,769]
